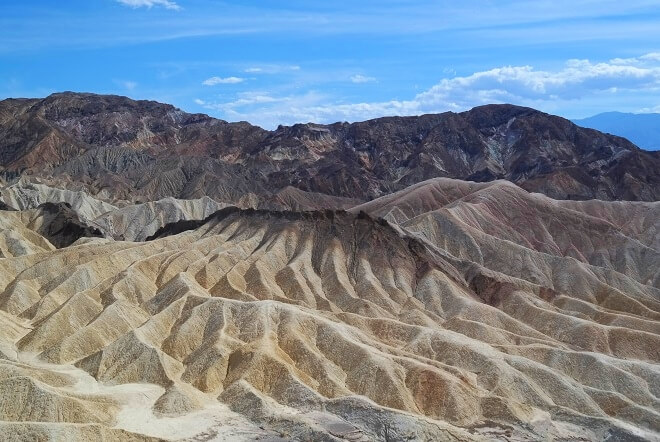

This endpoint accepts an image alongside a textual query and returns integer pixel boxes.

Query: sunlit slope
[0,188,657,440]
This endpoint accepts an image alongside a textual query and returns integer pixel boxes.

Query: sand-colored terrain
[0,178,658,441]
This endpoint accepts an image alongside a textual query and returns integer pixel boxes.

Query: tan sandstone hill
[0,181,658,441]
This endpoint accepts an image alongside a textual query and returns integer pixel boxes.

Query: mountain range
[573,112,660,151]
[1,93,659,205]
[0,93,658,441]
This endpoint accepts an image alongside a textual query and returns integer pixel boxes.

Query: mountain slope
[353,178,660,286]
[1,93,659,203]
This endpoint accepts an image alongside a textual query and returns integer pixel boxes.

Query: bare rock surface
[0,180,657,441]
[0,92,659,441]
[1,92,658,203]
[0,180,361,241]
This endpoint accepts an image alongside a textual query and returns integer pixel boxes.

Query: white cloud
[200,91,280,111]
[194,98,206,105]
[638,104,660,113]
[116,0,181,11]
[202,76,245,86]
[640,53,660,62]
[350,74,377,84]
[243,65,300,74]
[609,52,660,66]
[414,59,660,108]
[198,91,417,128]
[196,53,660,128]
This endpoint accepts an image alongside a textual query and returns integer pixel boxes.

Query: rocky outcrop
[27,202,104,248]
[1,93,658,203]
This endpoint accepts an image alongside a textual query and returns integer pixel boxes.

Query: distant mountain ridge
[1,92,659,203]
[573,111,660,151]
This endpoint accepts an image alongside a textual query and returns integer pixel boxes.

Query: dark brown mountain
[1,92,658,203]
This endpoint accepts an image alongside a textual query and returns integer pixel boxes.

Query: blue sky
[1,0,660,128]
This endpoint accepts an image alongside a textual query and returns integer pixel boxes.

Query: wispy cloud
[196,53,660,128]
[244,65,301,74]
[123,81,138,90]
[350,74,377,84]
[116,0,181,10]
[638,105,660,113]
[113,79,138,91]
[609,52,660,66]
[197,91,327,127]
[202,76,245,86]
[4,1,659,53]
